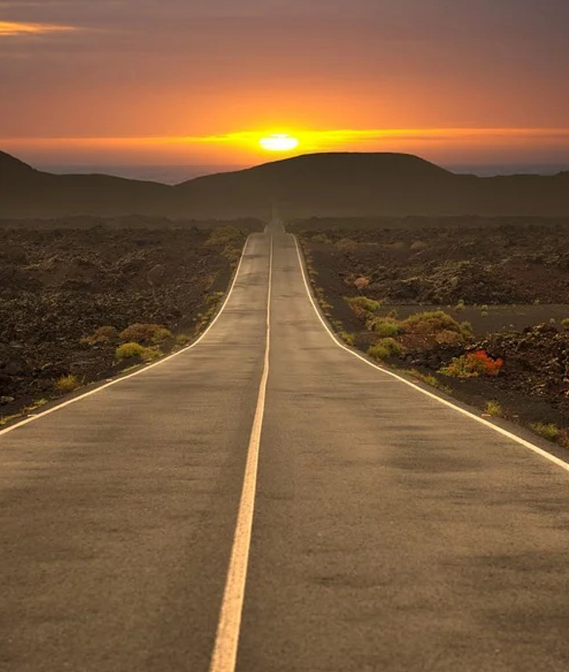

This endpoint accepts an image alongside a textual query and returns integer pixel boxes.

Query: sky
[1,0,568,168]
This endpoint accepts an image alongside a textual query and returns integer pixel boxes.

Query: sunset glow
[0,21,76,36]
[3,128,569,167]
[1,0,567,169]
[259,134,300,152]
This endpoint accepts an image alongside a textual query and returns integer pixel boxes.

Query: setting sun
[259,134,299,151]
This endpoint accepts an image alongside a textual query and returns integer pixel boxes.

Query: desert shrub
[530,422,560,442]
[116,342,145,360]
[81,325,118,346]
[369,317,401,337]
[151,327,173,344]
[435,330,464,345]
[455,299,465,312]
[367,343,390,361]
[439,350,504,378]
[55,375,80,393]
[119,323,164,343]
[485,400,502,416]
[561,318,569,329]
[354,276,370,291]
[346,296,380,314]
[401,311,462,335]
[460,321,474,339]
[406,311,457,334]
[335,238,359,252]
[339,331,355,346]
[175,334,191,346]
[368,338,405,360]
[141,347,163,363]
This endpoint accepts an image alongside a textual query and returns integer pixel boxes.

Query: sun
[259,134,299,151]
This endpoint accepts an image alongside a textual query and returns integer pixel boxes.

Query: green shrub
[401,311,461,335]
[55,375,80,393]
[368,338,405,360]
[116,342,145,360]
[369,317,401,337]
[460,321,474,339]
[485,400,502,416]
[346,296,380,313]
[142,347,163,363]
[151,327,173,344]
[339,331,355,346]
[367,343,390,361]
[119,323,164,343]
[175,334,191,346]
[530,422,560,442]
[81,325,118,345]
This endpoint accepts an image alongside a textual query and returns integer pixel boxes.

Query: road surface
[2,225,569,672]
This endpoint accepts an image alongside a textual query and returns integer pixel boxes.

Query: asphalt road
[2,226,569,671]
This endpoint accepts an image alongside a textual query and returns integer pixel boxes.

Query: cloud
[0,20,78,36]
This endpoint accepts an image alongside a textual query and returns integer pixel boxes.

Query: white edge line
[0,236,253,439]
[208,235,273,672]
[293,235,569,474]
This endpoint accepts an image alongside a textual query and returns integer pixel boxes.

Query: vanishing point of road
[2,223,569,672]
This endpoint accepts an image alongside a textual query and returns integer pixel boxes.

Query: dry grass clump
[175,334,191,346]
[530,422,560,442]
[346,295,380,317]
[81,326,118,345]
[485,400,502,416]
[115,342,145,360]
[119,323,165,343]
[55,374,80,393]
[338,331,355,346]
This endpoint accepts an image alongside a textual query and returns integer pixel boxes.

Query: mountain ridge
[1,149,568,219]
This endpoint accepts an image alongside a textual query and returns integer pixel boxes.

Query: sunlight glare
[259,134,299,151]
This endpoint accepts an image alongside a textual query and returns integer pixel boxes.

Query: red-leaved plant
[439,350,504,378]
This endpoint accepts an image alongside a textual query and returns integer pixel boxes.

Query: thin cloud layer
[0,20,78,36]
[0,0,568,164]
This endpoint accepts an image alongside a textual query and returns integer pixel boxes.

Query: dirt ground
[291,217,569,439]
[0,218,263,420]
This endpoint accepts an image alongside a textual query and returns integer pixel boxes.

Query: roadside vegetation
[294,217,569,450]
[0,219,261,425]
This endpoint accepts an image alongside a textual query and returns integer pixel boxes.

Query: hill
[1,150,568,219]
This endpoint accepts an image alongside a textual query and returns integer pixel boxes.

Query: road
[2,225,569,671]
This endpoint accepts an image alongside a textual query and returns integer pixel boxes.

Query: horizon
[5,147,568,185]
[1,1,568,166]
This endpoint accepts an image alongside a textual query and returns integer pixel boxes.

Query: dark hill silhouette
[1,150,568,219]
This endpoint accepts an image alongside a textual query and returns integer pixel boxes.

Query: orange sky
[1,1,568,167]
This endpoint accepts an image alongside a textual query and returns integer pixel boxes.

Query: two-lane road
[2,226,569,671]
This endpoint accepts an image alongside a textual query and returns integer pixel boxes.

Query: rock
[3,359,28,376]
